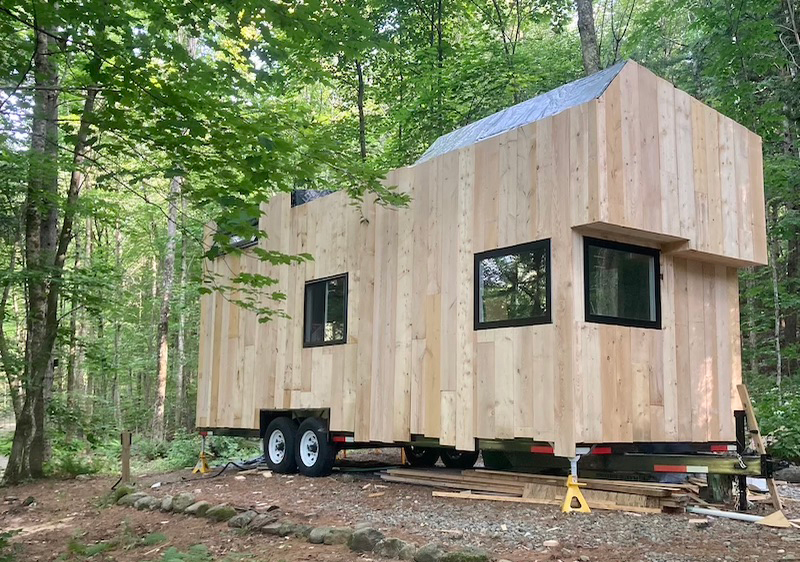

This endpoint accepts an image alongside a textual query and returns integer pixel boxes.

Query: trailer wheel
[440,448,480,469]
[264,417,298,474]
[295,417,336,477]
[403,446,440,467]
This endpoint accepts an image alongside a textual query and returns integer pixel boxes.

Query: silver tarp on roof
[415,60,628,164]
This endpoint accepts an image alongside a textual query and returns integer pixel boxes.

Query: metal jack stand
[193,431,211,474]
[562,456,591,513]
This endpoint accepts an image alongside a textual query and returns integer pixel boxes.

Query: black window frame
[583,237,661,330]
[474,239,552,330]
[302,273,348,348]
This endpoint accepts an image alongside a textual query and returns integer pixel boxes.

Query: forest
[0,0,798,485]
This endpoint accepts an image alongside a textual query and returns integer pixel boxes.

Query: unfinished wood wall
[197,60,762,456]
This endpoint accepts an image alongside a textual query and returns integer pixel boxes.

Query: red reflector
[654,465,688,473]
[332,436,346,443]
[591,446,612,455]
[530,446,554,454]
[710,445,731,452]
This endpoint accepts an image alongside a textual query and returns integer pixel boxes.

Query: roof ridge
[415,60,629,164]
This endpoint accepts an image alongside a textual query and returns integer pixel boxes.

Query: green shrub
[745,375,800,463]
[0,530,18,562]
[0,433,12,457]
[134,438,169,461]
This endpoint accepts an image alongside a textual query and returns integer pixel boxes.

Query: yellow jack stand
[562,474,591,513]
[192,432,211,474]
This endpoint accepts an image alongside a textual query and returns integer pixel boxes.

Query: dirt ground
[2,451,800,562]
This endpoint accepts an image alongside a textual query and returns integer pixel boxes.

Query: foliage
[0,530,17,562]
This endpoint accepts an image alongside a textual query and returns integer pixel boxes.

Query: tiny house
[196,60,768,477]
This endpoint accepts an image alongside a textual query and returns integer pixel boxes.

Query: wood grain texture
[197,61,763,454]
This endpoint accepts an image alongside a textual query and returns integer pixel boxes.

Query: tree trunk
[575,0,601,75]
[768,205,783,398]
[355,59,367,161]
[175,195,187,430]
[5,27,60,483]
[153,176,182,440]
[113,222,122,425]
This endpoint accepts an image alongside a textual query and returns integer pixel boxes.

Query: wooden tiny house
[196,60,767,468]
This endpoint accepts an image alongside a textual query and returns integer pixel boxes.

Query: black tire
[295,417,336,477]
[264,417,298,474]
[440,448,480,469]
[481,450,513,470]
[403,445,440,468]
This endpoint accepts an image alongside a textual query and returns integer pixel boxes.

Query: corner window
[303,274,347,347]
[584,237,660,329]
[475,240,551,330]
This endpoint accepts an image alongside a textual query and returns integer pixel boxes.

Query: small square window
[584,237,661,329]
[303,274,348,347]
[474,240,551,330]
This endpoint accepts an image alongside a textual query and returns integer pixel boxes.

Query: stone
[260,521,310,537]
[21,496,35,507]
[112,485,135,503]
[205,504,237,522]
[580,556,591,562]
[688,518,710,529]
[349,527,385,552]
[439,548,490,562]
[399,542,418,561]
[309,527,332,544]
[322,528,353,545]
[75,474,91,481]
[354,521,374,530]
[117,492,147,507]
[160,496,173,512]
[171,492,196,513]
[415,543,446,562]
[133,496,161,510]
[248,512,279,531]
[185,501,212,516]
[543,539,560,548]
[340,474,356,483]
[775,466,800,483]
[375,538,415,559]
[292,524,313,538]
[228,510,257,528]
[260,522,285,536]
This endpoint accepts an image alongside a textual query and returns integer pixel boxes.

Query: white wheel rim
[299,430,319,467]
[268,429,286,464]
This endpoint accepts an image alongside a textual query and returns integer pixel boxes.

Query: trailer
[196,60,770,481]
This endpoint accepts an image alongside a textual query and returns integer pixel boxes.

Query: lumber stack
[381,468,708,513]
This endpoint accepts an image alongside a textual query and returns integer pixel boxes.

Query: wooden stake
[121,431,132,485]
[736,384,782,511]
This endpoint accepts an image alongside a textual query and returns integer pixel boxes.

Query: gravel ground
[2,449,800,562]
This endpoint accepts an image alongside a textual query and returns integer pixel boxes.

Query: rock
[415,543,446,562]
[349,527,385,552]
[399,542,418,561]
[439,547,490,562]
[543,539,559,548]
[248,512,279,531]
[341,474,356,483]
[150,482,162,489]
[375,538,415,559]
[160,496,173,512]
[133,496,161,510]
[322,528,353,546]
[205,504,237,522]
[21,496,35,507]
[309,527,332,544]
[260,521,310,537]
[689,518,710,529]
[775,466,800,483]
[185,501,212,516]
[117,492,147,507]
[75,474,91,481]
[354,521,374,530]
[112,486,135,503]
[580,556,591,562]
[228,510,257,528]
[172,492,196,513]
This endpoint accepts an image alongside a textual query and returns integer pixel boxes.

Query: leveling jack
[193,431,211,474]
[562,456,590,513]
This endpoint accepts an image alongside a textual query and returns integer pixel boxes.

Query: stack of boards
[380,468,709,514]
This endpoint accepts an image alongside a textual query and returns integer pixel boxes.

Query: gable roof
[415,60,628,164]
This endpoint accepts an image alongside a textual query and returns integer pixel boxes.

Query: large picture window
[474,240,551,330]
[303,274,348,347]
[584,237,660,329]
